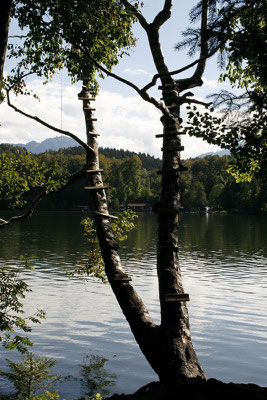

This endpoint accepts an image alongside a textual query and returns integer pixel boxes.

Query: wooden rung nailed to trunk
[93,211,118,220]
[84,186,111,190]
[155,132,185,138]
[83,107,96,111]
[165,293,190,302]
[114,274,132,282]
[88,133,100,136]
[161,146,184,152]
[86,169,103,173]
[78,97,95,100]
[85,117,97,121]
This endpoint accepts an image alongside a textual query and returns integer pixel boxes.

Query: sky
[0,0,227,159]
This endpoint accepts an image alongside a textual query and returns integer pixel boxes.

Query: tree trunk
[79,79,206,383]
[80,83,164,376]
[0,0,12,99]
[155,85,206,382]
[146,22,206,382]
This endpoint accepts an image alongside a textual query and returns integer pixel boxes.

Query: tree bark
[146,12,206,382]
[80,83,165,377]
[80,0,208,384]
[156,96,206,382]
[0,0,12,99]
[80,76,205,382]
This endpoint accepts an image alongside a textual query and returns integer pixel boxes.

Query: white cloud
[123,68,153,77]
[0,79,85,144]
[202,77,220,89]
[0,80,220,158]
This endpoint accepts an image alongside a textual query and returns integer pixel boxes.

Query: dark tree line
[1,144,265,213]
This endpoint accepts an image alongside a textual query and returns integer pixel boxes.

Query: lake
[0,211,266,398]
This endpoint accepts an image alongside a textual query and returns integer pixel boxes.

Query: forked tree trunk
[79,78,206,383]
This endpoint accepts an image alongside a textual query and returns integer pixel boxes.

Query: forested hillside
[0,144,266,213]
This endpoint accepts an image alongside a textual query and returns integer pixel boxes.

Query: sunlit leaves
[68,210,137,283]
[8,0,136,91]
[185,105,267,183]
[111,209,137,241]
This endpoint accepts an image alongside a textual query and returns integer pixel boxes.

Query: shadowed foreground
[105,379,267,400]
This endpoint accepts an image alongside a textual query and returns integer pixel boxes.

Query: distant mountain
[197,149,230,158]
[6,136,230,159]
[14,136,78,154]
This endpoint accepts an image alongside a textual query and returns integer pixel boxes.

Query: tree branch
[153,0,172,29]
[121,0,149,31]
[141,57,203,92]
[176,0,210,92]
[8,35,27,39]
[0,167,86,230]
[6,89,93,156]
[181,98,212,107]
[79,45,170,116]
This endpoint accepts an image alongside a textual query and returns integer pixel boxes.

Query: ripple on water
[0,212,266,394]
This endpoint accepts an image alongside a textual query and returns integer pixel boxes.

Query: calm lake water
[0,211,266,397]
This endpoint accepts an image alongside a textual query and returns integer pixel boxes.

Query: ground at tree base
[105,378,267,400]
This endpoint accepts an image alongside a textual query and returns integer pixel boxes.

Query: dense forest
[0,144,266,213]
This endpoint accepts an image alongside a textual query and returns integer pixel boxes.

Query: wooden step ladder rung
[86,169,103,173]
[93,211,118,220]
[84,186,111,190]
[161,146,184,152]
[165,293,190,302]
[155,132,185,138]
[114,274,132,282]
[78,97,95,101]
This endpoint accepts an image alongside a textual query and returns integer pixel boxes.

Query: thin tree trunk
[80,82,164,376]
[0,0,12,99]
[156,96,206,381]
[146,21,206,382]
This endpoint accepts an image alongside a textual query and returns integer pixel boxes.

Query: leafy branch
[67,210,137,283]
[0,259,46,353]
[0,165,86,230]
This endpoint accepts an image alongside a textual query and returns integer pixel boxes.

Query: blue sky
[1,1,229,158]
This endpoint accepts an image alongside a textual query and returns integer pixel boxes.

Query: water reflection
[0,211,266,395]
